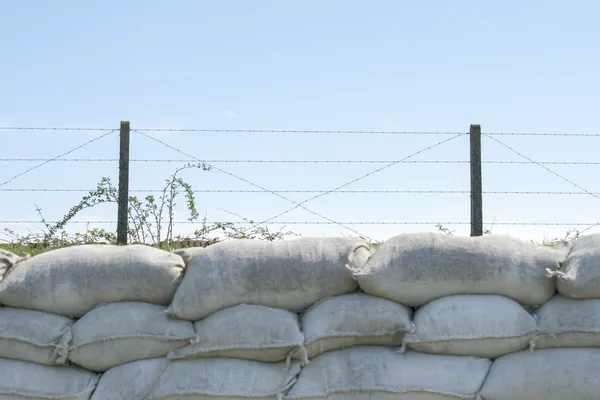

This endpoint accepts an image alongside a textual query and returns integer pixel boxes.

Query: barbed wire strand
[243,134,466,233]
[3,126,600,136]
[484,134,600,234]
[4,189,600,195]
[131,129,377,242]
[0,130,118,188]
[4,158,600,165]
[1,220,598,226]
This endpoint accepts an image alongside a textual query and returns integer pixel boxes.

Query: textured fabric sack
[300,293,413,359]
[356,233,563,307]
[403,294,538,358]
[0,249,19,277]
[534,294,600,348]
[548,233,600,299]
[0,306,73,365]
[0,244,185,317]
[479,348,600,400]
[0,358,99,400]
[168,237,371,320]
[172,247,203,266]
[285,346,491,400]
[168,304,306,363]
[91,357,301,400]
[69,302,195,372]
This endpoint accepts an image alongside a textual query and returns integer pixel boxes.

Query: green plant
[1,163,298,253]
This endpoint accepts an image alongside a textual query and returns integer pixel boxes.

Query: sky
[1,1,600,244]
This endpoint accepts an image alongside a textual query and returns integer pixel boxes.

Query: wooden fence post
[117,121,130,245]
[470,124,483,236]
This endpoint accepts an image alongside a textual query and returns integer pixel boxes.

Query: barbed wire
[2,126,600,136]
[3,158,600,165]
[240,134,467,233]
[484,134,600,234]
[0,130,118,188]
[0,220,598,226]
[131,129,377,241]
[3,189,600,195]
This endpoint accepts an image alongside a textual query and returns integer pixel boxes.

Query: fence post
[470,124,483,236]
[117,121,130,245]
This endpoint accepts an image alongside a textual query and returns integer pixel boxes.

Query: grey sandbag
[168,304,306,363]
[91,357,301,400]
[0,358,99,400]
[168,237,371,320]
[0,244,185,317]
[285,346,491,400]
[0,248,19,277]
[356,233,563,307]
[479,348,600,400]
[534,294,600,348]
[0,306,73,365]
[300,293,413,359]
[548,233,600,298]
[403,294,538,358]
[172,247,203,266]
[69,302,196,372]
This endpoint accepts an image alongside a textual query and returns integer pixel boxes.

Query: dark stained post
[470,124,483,236]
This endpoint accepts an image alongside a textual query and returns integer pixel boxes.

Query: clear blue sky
[1,1,600,243]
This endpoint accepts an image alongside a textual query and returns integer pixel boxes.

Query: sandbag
[403,294,538,358]
[0,248,19,277]
[91,357,301,400]
[300,293,413,359]
[168,237,371,320]
[0,358,99,400]
[534,294,600,348]
[479,348,600,400]
[0,244,185,317]
[0,307,73,365]
[168,304,306,363]
[285,346,491,400]
[69,302,195,372]
[172,247,203,266]
[356,233,563,307]
[548,233,600,298]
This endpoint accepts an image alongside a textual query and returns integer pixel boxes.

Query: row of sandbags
[1,232,594,321]
[4,289,600,372]
[3,346,598,399]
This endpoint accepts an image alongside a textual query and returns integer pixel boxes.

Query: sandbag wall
[0,233,599,399]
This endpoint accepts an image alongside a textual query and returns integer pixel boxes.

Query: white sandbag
[356,233,563,307]
[91,357,301,400]
[285,346,491,400]
[0,244,185,317]
[168,237,371,320]
[172,246,203,266]
[479,348,600,400]
[0,358,99,400]
[548,233,600,298]
[0,307,73,365]
[69,302,195,372]
[168,304,306,363]
[534,294,600,348]
[0,248,19,277]
[403,294,538,358]
[300,293,413,359]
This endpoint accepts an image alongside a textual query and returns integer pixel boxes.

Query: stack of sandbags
[4,232,600,400]
[533,234,600,350]
[350,232,600,400]
[0,244,187,399]
[95,237,372,399]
